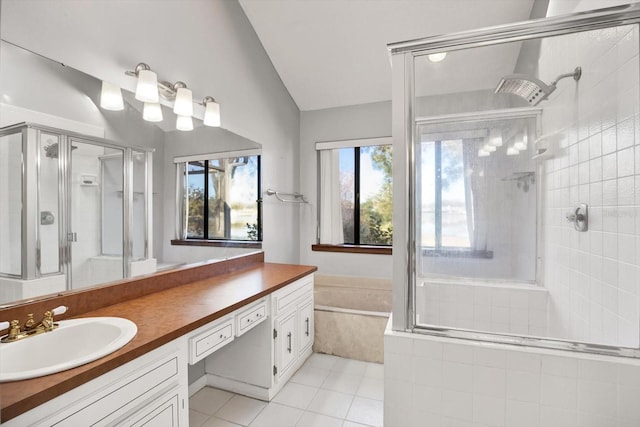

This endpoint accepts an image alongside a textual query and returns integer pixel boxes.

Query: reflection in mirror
[0,40,262,306]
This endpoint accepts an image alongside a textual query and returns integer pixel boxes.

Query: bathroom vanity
[0,252,316,426]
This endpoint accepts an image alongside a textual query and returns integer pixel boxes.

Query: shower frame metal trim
[389,3,640,357]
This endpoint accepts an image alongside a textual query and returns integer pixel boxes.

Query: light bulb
[176,115,193,131]
[173,87,193,116]
[143,102,163,122]
[488,129,503,147]
[135,69,159,103]
[428,52,447,63]
[203,98,221,127]
[514,132,528,151]
[100,81,124,111]
[507,146,520,156]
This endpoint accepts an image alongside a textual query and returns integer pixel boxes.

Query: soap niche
[80,174,98,186]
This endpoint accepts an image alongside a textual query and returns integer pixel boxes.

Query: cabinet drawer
[236,299,267,337]
[189,318,234,364]
[272,275,313,316]
[48,354,179,426]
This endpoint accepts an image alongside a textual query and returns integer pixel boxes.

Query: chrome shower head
[495,66,582,106]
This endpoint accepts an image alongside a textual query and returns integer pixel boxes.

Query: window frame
[172,150,262,248]
[314,137,393,254]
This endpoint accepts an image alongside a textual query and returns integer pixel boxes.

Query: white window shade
[318,149,344,245]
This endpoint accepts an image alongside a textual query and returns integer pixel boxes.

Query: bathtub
[313,275,391,363]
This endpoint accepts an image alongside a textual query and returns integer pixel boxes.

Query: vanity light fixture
[176,115,194,131]
[132,63,159,103]
[126,63,221,130]
[100,81,124,111]
[202,96,221,127]
[143,102,163,122]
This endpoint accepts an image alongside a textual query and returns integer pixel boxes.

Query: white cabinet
[205,274,314,400]
[274,309,297,380]
[298,300,313,356]
[5,339,189,427]
[272,275,313,383]
[125,388,181,427]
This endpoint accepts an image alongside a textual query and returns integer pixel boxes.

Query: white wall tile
[413,384,442,415]
[577,379,617,417]
[505,400,539,427]
[540,374,577,409]
[413,356,443,387]
[473,366,506,399]
[506,370,540,403]
[474,347,506,369]
[541,355,578,377]
[473,394,505,427]
[443,361,473,393]
[539,405,577,427]
[443,343,474,364]
[441,389,473,422]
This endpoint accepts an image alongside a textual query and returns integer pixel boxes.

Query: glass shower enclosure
[390,5,640,357]
[0,122,153,303]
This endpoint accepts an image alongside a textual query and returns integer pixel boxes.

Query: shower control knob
[565,213,584,222]
[566,204,588,232]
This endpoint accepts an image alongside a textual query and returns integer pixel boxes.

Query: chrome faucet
[0,306,68,343]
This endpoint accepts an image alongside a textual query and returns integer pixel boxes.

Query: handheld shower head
[495,66,582,105]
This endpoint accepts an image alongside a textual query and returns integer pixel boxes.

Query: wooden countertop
[0,261,317,423]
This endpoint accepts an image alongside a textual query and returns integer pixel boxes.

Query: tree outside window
[339,145,392,245]
[183,155,261,241]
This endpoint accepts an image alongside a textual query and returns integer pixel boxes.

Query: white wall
[1,0,301,265]
[299,101,394,278]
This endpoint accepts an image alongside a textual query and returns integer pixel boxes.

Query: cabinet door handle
[305,318,310,337]
[287,332,292,353]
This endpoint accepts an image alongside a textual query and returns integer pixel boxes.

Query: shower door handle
[67,232,77,242]
[305,318,310,336]
[287,332,292,353]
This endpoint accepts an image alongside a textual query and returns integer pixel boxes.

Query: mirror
[0,40,262,306]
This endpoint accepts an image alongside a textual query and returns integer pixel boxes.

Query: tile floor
[189,353,384,427]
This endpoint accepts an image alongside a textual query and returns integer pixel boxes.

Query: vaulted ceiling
[239,0,537,111]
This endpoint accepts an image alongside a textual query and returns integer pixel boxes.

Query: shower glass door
[69,139,125,289]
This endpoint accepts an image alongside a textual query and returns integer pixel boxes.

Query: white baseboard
[188,375,208,397]
[206,374,271,401]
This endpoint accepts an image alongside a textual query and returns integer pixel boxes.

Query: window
[174,151,261,244]
[316,138,392,250]
[420,139,472,253]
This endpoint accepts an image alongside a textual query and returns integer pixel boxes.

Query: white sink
[0,317,137,382]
